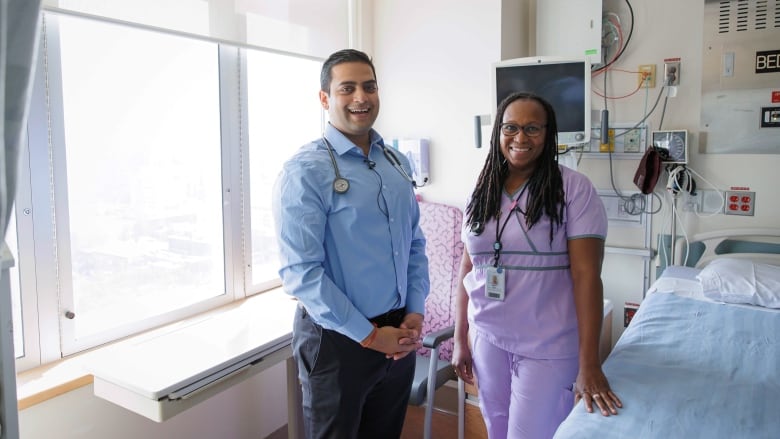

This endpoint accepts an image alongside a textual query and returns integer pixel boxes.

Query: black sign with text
[756,50,780,74]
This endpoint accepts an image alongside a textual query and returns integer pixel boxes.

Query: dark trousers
[293,306,415,439]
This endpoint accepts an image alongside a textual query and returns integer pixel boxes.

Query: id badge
[485,266,506,301]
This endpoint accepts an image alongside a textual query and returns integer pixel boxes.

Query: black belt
[368,308,406,328]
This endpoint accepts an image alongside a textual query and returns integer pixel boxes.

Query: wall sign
[756,49,780,74]
[700,0,780,153]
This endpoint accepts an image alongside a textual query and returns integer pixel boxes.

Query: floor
[401,401,487,439]
[268,384,488,439]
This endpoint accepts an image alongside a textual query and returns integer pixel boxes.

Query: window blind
[42,0,350,58]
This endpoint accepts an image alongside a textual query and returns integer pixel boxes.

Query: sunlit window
[246,50,323,288]
[15,9,333,368]
[56,15,226,345]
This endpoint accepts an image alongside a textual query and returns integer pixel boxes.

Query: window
[245,50,323,289]
[49,15,229,353]
[15,11,325,368]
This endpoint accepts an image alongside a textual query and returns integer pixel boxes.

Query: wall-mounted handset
[395,138,430,188]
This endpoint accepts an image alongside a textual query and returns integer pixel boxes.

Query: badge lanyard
[492,183,528,267]
[486,183,527,301]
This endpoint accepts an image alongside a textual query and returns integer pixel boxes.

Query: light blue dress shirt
[273,123,429,343]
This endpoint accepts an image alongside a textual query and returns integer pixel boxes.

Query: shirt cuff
[338,316,376,343]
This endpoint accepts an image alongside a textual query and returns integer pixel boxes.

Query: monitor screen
[492,56,591,146]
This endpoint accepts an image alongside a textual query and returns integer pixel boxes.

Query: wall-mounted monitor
[492,56,591,147]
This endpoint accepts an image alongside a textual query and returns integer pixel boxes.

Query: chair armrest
[422,325,454,349]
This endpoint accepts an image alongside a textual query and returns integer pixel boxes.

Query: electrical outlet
[624,302,640,327]
[664,60,681,86]
[638,64,656,88]
[724,190,755,216]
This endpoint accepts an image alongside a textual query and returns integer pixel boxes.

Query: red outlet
[724,190,755,216]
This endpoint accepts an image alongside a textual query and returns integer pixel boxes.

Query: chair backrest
[417,200,464,362]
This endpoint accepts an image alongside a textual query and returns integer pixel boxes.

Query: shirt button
[390,217,394,222]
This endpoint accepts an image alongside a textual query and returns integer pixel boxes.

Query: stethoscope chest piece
[333,177,350,194]
[323,137,351,194]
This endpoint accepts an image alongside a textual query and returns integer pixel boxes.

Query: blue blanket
[554,292,780,439]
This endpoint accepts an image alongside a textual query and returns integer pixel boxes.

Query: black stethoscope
[323,137,426,194]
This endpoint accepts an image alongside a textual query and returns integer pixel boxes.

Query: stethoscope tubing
[322,136,419,193]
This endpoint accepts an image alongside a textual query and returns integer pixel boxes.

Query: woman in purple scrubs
[452,92,622,439]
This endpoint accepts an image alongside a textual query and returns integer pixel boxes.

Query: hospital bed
[554,229,780,439]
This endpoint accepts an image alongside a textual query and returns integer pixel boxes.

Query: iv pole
[669,194,678,267]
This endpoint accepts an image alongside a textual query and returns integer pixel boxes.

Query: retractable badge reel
[485,242,506,301]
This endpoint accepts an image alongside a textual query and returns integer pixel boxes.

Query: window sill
[16,356,95,410]
[16,287,294,411]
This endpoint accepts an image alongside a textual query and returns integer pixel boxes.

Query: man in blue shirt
[273,49,430,438]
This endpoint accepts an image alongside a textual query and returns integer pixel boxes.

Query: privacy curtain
[2,0,42,238]
[1,1,43,438]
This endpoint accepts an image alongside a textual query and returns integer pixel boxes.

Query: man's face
[319,61,379,145]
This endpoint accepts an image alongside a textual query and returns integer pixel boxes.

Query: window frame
[14,12,324,371]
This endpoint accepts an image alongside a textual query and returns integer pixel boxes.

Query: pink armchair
[408,200,465,439]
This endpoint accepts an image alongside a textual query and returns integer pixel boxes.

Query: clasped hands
[365,312,424,360]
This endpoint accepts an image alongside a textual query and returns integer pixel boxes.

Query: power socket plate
[724,190,755,216]
[664,60,681,86]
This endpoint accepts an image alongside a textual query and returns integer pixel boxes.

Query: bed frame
[675,228,780,268]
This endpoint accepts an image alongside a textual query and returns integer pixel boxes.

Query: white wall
[372,0,780,344]
[372,0,507,209]
[19,362,287,439]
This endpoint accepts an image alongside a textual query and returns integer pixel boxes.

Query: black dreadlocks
[465,92,565,244]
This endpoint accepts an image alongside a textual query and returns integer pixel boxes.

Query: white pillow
[697,258,780,308]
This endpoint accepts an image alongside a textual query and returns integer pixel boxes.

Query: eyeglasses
[500,123,546,137]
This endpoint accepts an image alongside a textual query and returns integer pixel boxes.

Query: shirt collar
[324,123,384,156]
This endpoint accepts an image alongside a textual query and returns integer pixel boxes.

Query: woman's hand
[451,338,475,385]
[573,367,622,416]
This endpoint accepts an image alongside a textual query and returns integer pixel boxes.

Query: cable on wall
[592,0,634,74]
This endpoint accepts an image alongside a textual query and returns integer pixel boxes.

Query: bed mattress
[554,267,780,438]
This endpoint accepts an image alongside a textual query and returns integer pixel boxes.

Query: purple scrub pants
[471,330,580,439]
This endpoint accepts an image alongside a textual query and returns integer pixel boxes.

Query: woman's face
[499,99,548,176]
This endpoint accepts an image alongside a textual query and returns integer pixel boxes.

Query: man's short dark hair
[320,49,377,93]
